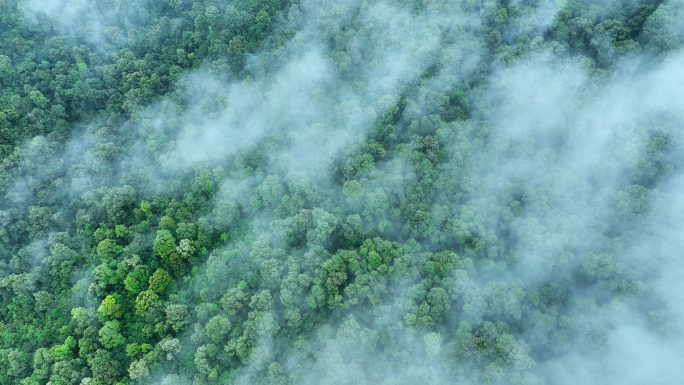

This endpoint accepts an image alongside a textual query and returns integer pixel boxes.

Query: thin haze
[3,0,684,384]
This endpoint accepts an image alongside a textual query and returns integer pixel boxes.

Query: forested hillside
[1,0,683,384]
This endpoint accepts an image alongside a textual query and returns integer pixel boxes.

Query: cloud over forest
[0,0,683,384]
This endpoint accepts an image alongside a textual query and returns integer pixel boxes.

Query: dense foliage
[1,0,683,384]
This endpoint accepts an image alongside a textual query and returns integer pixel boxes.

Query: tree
[32,348,53,381]
[29,91,49,108]
[336,315,361,344]
[220,288,251,316]
[160,338,181,360]
[88,349,120,385]
[27,206,51,238]
[96,238,118,261]
[97,295,123,319]
[49,359,81,385]
[159,216,176,230]
[101,185,137,224]
[33,291,53,312]
[125,342,152,358]
[367,251,382,270]
[153,230,176,259]
[52,336,76,361]
[128,359,150,380]
[306,208,338,245]
[176,222,196,240]
[249,290,273,311]
[363,188,389,222]
[135,290,160,315]
[426,287,450,322]
[99,320,125,348]
[149,268,172,294]
[124,266,150,294]
[424,332,442,357]
[6,349,30,378]
[194,344,218,374]
[176,238,195,258]
[165,304,189,332]
[205,315,232,343]
[268,362,287,385]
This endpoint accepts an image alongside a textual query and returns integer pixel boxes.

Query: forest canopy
[1,0,684,384]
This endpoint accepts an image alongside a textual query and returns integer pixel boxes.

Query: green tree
[135,290,160,315]
[7,349,30,378]
[97,295,123,319]
[97,238,118,261]
[124,266,150,294]
[159,216,176,231]
[153,230,176,259]
[88,349,120,385]
[29,91,48,108]
[205,315,232,343]
[99,320,125,348]
[148,268,173,294]
[165,304,189,333]
[33,291,53,312]
[32,348,53,381]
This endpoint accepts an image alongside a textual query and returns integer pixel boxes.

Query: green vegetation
[0,0,683,384]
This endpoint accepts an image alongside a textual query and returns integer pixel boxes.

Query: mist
[0,0,683,384]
